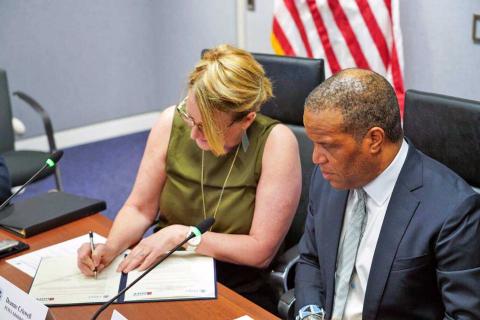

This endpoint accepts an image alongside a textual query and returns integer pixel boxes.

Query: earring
[241,131,250,152]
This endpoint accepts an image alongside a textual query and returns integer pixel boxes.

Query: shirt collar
[363,139,409,206]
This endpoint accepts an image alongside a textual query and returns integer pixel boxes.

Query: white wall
[401,0,480,101]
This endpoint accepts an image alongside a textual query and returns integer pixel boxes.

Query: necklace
[200,144,241,228]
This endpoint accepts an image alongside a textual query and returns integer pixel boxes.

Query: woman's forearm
[106,204,156,255]
[196,231,280,269]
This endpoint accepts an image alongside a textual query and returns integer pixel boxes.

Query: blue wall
[0,0,236,137]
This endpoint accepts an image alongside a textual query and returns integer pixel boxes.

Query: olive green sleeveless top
[158,111,278,234]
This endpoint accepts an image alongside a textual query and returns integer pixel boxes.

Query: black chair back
[0,68,62,190]
[404,90,480,190]
[253,53,324,250]
[0,69,15,153]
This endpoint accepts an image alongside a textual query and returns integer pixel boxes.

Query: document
[29,251,216,306]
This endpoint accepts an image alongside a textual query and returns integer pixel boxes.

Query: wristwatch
[185,226,202,252]
[296,305,325,320]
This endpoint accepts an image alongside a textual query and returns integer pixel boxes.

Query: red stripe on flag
[355,0,390,69]
[306,0,341,73]
[391,40,405,115]
[383,0,405,115]
[284,0,313,57]
[384,0,392,18]
[328,0,370,68]
[272,18,296,56]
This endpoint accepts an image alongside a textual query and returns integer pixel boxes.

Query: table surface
[0,213,279,320]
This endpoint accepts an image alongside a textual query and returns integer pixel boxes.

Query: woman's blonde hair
[188,44,273,156]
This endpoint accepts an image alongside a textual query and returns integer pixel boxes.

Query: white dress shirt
[340,139,409,320]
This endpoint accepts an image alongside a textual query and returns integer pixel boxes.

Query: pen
[89,231,97,279]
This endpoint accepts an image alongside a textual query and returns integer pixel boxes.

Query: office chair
[404,90,480,193]
[0,69,63,190]
[252,53,324,319]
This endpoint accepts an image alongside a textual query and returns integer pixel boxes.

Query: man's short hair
[305,68,403,142]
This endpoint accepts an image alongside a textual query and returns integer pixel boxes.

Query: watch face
[189,235,201,246]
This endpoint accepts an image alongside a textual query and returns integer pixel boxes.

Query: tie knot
[356,188,367,203]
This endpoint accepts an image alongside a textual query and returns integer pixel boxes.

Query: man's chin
[327,179,349,190]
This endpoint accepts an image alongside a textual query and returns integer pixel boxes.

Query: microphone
[0,150,64,211]
[91,217,215,320]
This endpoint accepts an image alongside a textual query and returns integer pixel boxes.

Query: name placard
[0,276,48,320]
[111,310,128,320]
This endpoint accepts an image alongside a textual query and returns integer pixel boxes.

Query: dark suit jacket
[0,156,12,202]
[295,144,480,319]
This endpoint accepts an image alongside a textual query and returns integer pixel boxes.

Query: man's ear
[365,127,385,154]
[241,112,257,130]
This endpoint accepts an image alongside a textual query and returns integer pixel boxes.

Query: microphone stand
[0,163,52,211]
[90,233,196,320]
[0,151,63,211]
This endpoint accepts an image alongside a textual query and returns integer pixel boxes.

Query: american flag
[272,0,405,114]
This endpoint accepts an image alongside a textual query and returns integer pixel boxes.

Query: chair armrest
[268,244,299,297]
[278,288,296,320]
[13,91,58,152]
[12,117,26,136]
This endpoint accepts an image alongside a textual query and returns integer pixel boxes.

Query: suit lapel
[362,147,423,320]
[320,188,348,316]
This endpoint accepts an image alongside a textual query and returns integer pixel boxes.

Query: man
[295,68,480,320]
[0,156,12,203]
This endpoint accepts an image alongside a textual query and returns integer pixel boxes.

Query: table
[0,214,279,320]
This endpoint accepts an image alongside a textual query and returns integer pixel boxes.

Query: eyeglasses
[176,98,204,132]
[176,97,250,133]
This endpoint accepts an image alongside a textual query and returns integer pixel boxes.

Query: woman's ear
[241,112,257,130]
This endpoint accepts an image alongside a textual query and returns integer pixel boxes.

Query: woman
[77,44,301,311]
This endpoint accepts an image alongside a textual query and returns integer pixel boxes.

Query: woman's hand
[117,224,189,273]
[77,242,119,276]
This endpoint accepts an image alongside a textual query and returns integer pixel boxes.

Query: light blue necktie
[331,188,368,320]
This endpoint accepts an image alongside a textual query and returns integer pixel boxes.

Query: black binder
[0,192,106,238]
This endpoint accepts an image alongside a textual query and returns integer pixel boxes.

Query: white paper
[28,252,215,306]
[234,316,254,320]
[29,255,124,305]
[0,276,49,320]
[124,251,216,301]
[111,310,129,320]
[6,233,106,277]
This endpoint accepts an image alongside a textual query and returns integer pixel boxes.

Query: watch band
[185,226,202,252]
[296,305,325,320]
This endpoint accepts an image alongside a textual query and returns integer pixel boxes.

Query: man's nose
[312,147,327,165]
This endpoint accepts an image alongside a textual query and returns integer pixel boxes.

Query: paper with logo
[29,251,216,306]
[0,276,48,320]
[124,253,216,301]
[29,255,124,305]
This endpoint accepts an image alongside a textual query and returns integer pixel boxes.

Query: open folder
[29,252,217,306]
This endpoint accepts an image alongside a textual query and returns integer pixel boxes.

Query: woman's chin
[195,139,211,151]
